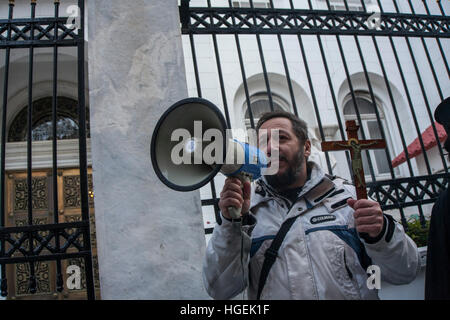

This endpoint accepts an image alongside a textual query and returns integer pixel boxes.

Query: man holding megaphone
[203,111,420,300]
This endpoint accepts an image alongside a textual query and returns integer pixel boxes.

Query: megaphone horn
[151,98,228,191]
[150,98,268,219]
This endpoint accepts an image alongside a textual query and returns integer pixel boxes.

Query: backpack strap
[256,214,301,300]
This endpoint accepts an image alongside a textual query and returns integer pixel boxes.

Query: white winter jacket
[203,161,420,300]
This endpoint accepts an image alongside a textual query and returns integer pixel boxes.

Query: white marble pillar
[87,0,209,299]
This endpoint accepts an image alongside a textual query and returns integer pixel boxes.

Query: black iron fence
[179,0,449,234]
[0,0,95,299]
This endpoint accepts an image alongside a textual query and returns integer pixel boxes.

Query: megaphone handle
[227,206,242,220]
[227,173,252,220]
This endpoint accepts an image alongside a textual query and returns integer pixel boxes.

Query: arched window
[8,97,90,142]
[343,94,391,178]
[244,93,286,129]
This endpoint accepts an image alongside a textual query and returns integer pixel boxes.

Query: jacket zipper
[343,250,362,299]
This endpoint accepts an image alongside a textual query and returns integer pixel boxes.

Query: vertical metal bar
[209,179,221,226]
[52,0,63,293]
[27,0,37,295]
[189,34,202,98]
[418,36,445,101]
[360,0,367,12]
[207,0,231,127]
[180,0,190,32]
[0,0,15,298]
[435,38,450,79]
[437,0,446,15]
[249,0,274,111]
[268,0,298,116]
[342,0,350,11]
[77,0,95,300]
[227,0,255,129]
[434,0,450,77]
[185,17,221,225]
[420,1,431,15]
[391,0,400,13]
[421,0,449,79]
[206,1,233,226]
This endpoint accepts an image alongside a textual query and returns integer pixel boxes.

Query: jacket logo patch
[310,215,336,224]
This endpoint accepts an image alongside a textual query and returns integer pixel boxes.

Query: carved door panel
[58,168,100,300]
[6,171,54,299]
[5,168,100,300]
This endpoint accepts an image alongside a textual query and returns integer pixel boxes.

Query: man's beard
[265,147,305,191]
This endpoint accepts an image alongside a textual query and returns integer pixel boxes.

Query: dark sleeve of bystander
[425,188,450,300]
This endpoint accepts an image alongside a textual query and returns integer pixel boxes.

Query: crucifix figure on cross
[321,120,386,200]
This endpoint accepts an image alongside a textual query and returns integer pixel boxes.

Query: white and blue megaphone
[150,98,268,219]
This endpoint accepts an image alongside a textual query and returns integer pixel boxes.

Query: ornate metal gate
[179,0,449,234]
[0,0,96,299]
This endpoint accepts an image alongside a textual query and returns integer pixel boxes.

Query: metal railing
[0,0,95,300]
[179,0,449,234]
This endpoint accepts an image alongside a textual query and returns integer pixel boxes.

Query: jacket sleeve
[341,183,420,285]
[425,189,450,299]
[361,214,420,285]
[202,213,256,300]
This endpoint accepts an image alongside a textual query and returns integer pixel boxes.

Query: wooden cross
[321,120,386,200]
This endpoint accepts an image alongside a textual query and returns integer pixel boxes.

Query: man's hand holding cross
[321,120,387,239]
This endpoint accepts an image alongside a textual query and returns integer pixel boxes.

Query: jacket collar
[251,161,336,209]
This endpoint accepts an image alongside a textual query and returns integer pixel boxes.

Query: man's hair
[256,110,309,144]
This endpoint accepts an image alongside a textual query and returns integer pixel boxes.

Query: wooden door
[5,168,100,300]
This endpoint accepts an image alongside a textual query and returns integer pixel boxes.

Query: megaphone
[150,98,268,219]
